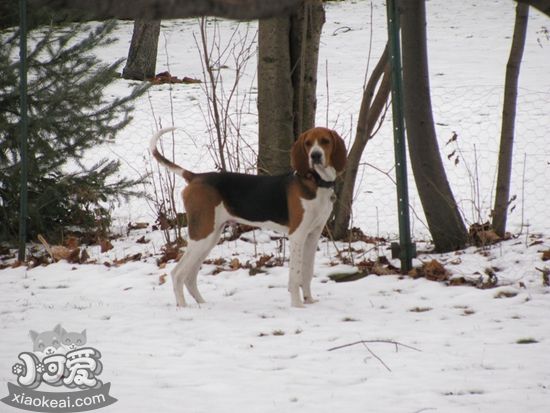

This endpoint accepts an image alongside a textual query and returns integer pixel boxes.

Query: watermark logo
[2,324,117,412]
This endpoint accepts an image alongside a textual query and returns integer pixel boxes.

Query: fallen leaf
[230,258,241,270]
[65,236,80,249]
[100,239,113,253]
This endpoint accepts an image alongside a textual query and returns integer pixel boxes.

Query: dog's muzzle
[310,151,323,165]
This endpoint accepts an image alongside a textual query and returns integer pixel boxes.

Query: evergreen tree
[0,21,147,244]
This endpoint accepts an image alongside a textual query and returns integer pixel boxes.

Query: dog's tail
[149,127,196,183]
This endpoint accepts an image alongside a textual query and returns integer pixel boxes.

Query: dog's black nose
[311,151,322,164]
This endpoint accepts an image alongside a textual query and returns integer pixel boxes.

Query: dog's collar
[307,170,336,189]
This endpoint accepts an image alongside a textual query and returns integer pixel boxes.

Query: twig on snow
[361,342,392,372]
[328,339,421,372]
[328,339,421,352]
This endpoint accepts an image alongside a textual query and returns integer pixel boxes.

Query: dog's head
[291,127,347,179]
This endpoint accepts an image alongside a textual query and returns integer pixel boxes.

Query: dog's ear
[291,131,310,176]
[329,129,347,173]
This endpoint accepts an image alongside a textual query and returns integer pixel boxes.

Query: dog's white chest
[300,188,335,228]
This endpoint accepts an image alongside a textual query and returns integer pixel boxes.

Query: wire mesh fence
[90,10,550,245]
[325,84,550,242]
[108,82,550,246]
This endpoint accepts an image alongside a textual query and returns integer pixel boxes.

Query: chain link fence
[103,9,550,244]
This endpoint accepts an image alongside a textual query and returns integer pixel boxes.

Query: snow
[2,1,550,412]
[1,232,549,412]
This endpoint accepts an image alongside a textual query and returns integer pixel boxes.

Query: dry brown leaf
[51,246,72,261]
[230,258,241,270]
[469,222,500,246]
[80,248,90,263]
[128,222,149,230]
[113,253,142,266]
[424,259,449,281]
[100,239,114,253]
[65,236,80,249]
[67,248,82,264]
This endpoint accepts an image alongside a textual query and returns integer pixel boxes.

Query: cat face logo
[29,324,87,360]
[2,324,117,412]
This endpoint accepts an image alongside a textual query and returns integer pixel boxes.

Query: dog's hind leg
[183,227,223,304]
[171,230,219,306]
[171,257,189,307]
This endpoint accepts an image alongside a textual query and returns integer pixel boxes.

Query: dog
[150,126,346,307]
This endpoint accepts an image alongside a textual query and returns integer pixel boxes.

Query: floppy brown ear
[291,131,310,176]
[330,130,347,173]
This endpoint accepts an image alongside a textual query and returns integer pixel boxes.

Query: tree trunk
[122,19,161,80]
[492,3,529,236]
[401,0,467,252]
[331,45,390,240]
[290,1,325,135]
[257,17,295,175]
[257,0,325,175]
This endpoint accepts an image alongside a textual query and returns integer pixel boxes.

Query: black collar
[309,170,336,189]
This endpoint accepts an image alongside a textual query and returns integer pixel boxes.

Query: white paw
[291,297,305,308]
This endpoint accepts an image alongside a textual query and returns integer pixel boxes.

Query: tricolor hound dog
[150,127,346,307]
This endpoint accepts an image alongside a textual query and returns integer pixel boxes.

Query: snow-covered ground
[1,1,550,412]
[1,230,549,412]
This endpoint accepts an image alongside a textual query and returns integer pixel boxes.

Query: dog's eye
[320,138,330,145]
[305,141,313,147]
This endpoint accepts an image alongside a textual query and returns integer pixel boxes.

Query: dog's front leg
[301,226,323,304]
[288,234,306,308]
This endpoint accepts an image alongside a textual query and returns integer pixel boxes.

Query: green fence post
[18,0,29,262]
[386,0,415,272]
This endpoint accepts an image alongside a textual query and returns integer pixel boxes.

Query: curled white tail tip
[149,126,178,153]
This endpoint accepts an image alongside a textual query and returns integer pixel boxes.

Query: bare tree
[122,19,161,80]
[257,0,325,175]
[400,0,467,252]
[331,45,391,239]
[492,3,529,237]
[195,18,257,173]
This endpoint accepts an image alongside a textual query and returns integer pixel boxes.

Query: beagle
[150,127,346,307]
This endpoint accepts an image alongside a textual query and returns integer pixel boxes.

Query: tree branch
[27,0,303,20]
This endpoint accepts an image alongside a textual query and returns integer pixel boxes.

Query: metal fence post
[386,0,415,272]
[18,0,29,262]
